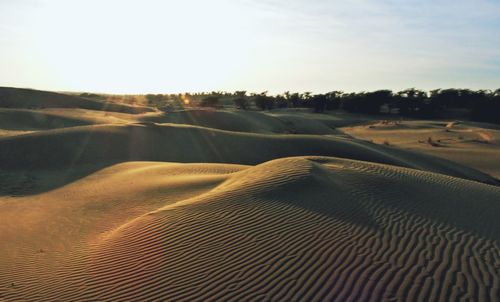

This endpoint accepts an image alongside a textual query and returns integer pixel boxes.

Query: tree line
[198,88,500,124]
[80,88,500,124]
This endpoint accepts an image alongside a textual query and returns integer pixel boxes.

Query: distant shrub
[144,94,167,107]
[253,92,274,110]
[200,96,220,108]
[427,137,440,147]
[80,92,104,100]
[233,97,249,110]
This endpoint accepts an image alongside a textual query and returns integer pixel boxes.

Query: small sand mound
[478,131,494,143]
[446,120,461,129]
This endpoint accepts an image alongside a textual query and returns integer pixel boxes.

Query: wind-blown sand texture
[0,88,499,301]
[1,158,499,301]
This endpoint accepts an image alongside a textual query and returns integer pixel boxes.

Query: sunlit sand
[0,88,499,301]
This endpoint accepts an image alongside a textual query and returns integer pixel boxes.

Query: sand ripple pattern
[1,157,499,301]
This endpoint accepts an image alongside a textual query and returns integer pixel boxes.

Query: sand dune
[0,107,364,137]
[1,157,499,301]
[0,108,94,131]
[140,109,364,135]
[0,87,153,114]
[141,109,291,134]
[268,110,372,132]
[0,108,143,138]
[0,123,496,190]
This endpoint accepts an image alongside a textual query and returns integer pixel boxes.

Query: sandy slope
[342,120,500,179]
[140,109,292,134]
[0,87,153,114]
[0,157,499,301]
[0,107,369,138]
[140,109,368,135]
[0,108,143,138]
[0,123,497,190]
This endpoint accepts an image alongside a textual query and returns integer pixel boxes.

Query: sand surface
[0,91,499,301]
[342,119,500,179]
[1,158,499,301]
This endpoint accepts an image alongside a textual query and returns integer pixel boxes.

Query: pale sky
[1,0,499,94]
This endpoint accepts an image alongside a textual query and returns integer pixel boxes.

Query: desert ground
[0,88,499,301]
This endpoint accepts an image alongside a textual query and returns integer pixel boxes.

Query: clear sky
[1,0,499,94]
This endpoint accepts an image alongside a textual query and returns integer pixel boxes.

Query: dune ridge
[0,123,497,192]
[140,109,361,134]
[1,157,499,301]
[0,87,153,114]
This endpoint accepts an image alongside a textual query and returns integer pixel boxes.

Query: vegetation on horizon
[77,88,500,124]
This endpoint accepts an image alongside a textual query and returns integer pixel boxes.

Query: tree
[145,94,165,107]
[470,89,500,124]
[200,96,220,108]
[325,91,342,110]
[395,88,427,116]
[287,92,302,108]
[430,89,461,108]
[275,94,288,108]
[253,91,274,110]
[233,91,248,110]
[341,90,393,114]
[311,94,327,113]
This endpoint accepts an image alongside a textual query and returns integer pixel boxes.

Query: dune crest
[1,123,497,189]
[0,87,153,114]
